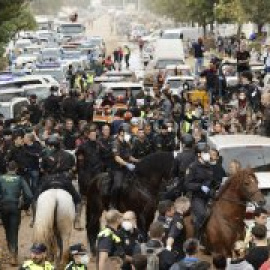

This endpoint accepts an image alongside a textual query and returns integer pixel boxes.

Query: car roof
[101,82,143,87]
[208,135,270,149]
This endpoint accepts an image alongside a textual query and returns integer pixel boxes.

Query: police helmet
[46,135,60,148]
[181,134,194,148]
[195,142,209,154]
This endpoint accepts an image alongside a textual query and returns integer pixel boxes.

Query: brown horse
[185,169,265,255]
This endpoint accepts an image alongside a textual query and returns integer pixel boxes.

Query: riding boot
[74,203,83,230]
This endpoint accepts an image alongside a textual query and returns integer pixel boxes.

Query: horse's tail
[33,189,57,248]
[55,189,75,262]
[86,173,107,254]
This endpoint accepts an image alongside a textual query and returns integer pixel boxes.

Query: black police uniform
[155,134,175,152]
[43,94,61,119]
[97,226,125,267]
[168,212,186,260]
[39,149,80,205]
[0,173,33,255]
[131,137,152,159]
[174,149,196,193]
[185,159,214,235]
[111,138,132,205]
[76,139,103,195]
[118,228,142,270]
[99,136,114,172]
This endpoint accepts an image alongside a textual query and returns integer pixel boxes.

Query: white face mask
[124,134,131,143]
[201,153,211,163]
[210,161,217,165]
[168,127,172,132]
[122,221,133,231]
[80,254,89,265]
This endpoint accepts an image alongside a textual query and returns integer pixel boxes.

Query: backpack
[140,243,164,270]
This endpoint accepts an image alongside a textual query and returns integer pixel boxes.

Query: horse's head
[238,169,265,206]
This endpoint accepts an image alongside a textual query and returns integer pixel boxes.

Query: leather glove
[201,185,210,194]
[126,163,136,171]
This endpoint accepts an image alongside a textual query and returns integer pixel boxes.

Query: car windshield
[0,105,11,119]
[162,33,181,39]
[61,51,81,59]
[87,39,102,46]
[33,69,64,82]
[262,189,270,209]
[156,59,184,69]
[59,25,84,34]
[168,80,181,89]
[99,87,142,99]
[220,146,270,173]
[0,93,23,102]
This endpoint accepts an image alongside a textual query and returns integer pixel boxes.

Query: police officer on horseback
[76,125,103,193]
[112,127,139,208]
[163,134,196,201]
[184,143,214,239]
[38,135,82,229]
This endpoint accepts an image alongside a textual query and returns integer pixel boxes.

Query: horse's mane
[136,151,174,179]
[217,168,255,198]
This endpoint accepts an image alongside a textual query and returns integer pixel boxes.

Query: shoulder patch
[176,222,183,230]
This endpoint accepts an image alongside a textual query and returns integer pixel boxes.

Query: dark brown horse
[85,152,175,254]
[185,169,265,255]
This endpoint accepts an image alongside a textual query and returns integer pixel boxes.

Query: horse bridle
[219,188,262,207]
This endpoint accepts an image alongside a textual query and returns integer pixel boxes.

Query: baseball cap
[31,243,47,254]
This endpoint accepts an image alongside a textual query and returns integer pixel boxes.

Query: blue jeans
[195,57,204,75]
[28,170,39,196]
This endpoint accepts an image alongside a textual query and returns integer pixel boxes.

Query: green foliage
[0,1,36,62]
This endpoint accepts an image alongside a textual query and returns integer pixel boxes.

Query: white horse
[33,189,75,267]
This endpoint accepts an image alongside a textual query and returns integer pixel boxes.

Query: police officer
[19,243,54,270]
[39,136,82,229]
[43,86,61,119]
[97,210,125,270]
[173,134,196,195]
[99,124,114,173]
[65,243,89,270]
[76,125,103,195]
[155,124,175,152]
[112,127,138,208]
[166,197,190,260]
[184,144,214,239]
[131,128,152,160]
[0,161,33,265]
[118,211,143,270]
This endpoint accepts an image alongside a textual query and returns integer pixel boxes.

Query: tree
[0,1,36,63]
[240,0,270,35]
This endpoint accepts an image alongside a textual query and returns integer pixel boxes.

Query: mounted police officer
[155,124,175,152]
[0,161,33,266]
[163,134,196,201]
[38,135,82,229]
[131,128,152,160]
[99,124,114,173]
[184,143,214,239]
[112,127,138,208]
[76,125,103,195]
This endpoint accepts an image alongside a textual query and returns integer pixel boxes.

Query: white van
[152,39,185,69]
[207,134,270,173]
[0,97,29,120]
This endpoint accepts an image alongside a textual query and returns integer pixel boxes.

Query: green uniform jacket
[0,173,33,208]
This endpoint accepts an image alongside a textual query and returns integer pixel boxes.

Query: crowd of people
[1,32,270,270]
